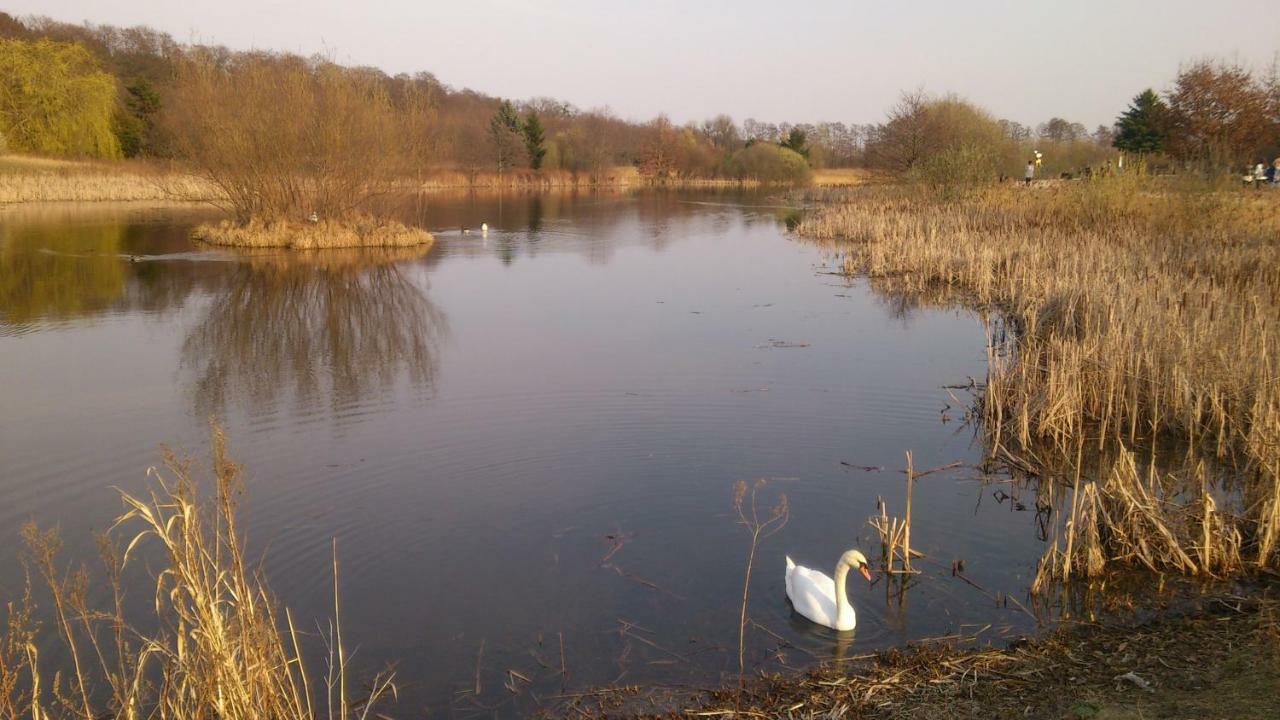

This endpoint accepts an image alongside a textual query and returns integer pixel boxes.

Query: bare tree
[867,88,930,170]
[701,114,741,151]
[1166,60,1276,165]
[163,51,428,223]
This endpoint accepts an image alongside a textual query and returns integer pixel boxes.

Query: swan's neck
[833,561,854,629]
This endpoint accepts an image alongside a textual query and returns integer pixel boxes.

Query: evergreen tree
[1113,89,1169,154]
[117,77,162,157]
[489,99,522,171]
[780,127,810,160]
[522,111,547,169]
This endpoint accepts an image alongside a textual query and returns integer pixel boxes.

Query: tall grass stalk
[0,421,394,719]
[731,479,788,686]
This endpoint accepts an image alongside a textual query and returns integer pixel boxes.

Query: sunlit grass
[0,154,216,203]
[193,216,434,249]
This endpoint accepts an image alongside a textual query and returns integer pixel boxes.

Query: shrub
[727,143,812,185]
[907,142,999,196]
[162,51,430,224]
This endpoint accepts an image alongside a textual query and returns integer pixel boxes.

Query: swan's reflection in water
[182,247,447,420]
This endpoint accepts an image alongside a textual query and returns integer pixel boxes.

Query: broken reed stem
[869,455,925,578]
[559,630,567,690]
[904,451,914,574]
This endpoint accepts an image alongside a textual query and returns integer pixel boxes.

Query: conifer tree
[489,99,522,171]
[523,111,547,169]
[1113,89,1169,154]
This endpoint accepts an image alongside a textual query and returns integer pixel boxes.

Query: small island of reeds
[193,216,432,249]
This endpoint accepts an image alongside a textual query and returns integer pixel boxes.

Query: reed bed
[0,422,393,719]
[194,216,434,249]
[0,155,217,204]
[799,175,1280,578]
[810,167,876,188]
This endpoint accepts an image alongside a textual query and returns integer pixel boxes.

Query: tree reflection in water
[182,248,447,419]
[0,221,127,326]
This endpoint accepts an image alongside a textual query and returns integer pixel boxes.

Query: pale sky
[7,1,1280,128]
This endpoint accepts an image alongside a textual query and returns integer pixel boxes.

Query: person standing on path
[1024,160,1035,186]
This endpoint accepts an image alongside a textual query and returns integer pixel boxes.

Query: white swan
[785,549,872,632]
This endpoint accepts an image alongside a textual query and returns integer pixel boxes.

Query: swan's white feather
[785,555,854,631]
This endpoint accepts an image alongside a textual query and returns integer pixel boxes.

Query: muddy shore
[547,584,1278,718]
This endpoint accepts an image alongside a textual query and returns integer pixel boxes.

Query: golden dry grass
[800,175,1280,577]
[1,422,394,720]
[0,154,218,203]
[811,167,876,187]
[194,216,433,249]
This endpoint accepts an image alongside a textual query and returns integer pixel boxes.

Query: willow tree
[0,38,121,158]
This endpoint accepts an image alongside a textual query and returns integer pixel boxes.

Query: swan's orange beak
[859,565,873,582]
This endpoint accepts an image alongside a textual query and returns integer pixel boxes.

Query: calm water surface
[0,191,1051,715]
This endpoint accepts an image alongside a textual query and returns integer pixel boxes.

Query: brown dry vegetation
[0,159,762,204]
[799,173,1280,581]
[0,423,393,719]
[811,167,876,188]
[0,154,216,203]
[620,590,1279,720]
[194,216,433,249]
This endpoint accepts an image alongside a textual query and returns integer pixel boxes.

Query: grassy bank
[0,154,217,203]
[798,176,1280,580]
[0,155,861,205]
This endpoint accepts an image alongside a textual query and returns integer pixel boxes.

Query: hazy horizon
[6,1,1279,130]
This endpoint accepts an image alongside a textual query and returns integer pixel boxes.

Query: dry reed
[800,174,1280,578]
[868,453,925,577]
[0,155,217,204]
[0,421,394,719]
[193,216,434,249]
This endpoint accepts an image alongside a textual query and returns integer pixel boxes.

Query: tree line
[1,12,1276,185]
[1113,62,1280,167]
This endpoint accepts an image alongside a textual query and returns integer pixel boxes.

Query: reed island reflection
[181,247,448,419]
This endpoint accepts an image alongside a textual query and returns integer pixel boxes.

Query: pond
[0,190,1052,715]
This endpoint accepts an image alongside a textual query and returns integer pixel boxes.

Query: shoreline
[550,586,1278,718]
[0,155,868,205]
